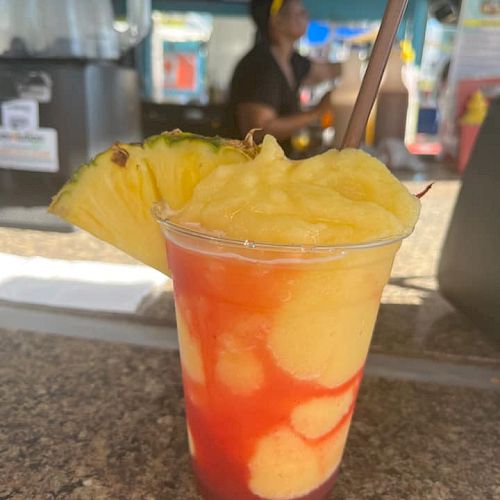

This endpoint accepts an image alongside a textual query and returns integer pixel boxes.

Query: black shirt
[225,43,311,148]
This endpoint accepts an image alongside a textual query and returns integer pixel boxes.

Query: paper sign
[0,128,59,173]
[1,99,39,131]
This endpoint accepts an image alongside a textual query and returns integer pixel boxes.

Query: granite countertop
[1,329,499,500]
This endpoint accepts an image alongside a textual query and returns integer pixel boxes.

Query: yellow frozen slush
[167,135,419,246]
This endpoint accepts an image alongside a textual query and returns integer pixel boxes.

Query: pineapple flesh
[49,131,258,274]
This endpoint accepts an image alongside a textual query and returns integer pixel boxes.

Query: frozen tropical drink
[50,131,420,500]
[155,136,419,499]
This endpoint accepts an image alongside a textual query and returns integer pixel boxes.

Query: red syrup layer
[167,240,362,500]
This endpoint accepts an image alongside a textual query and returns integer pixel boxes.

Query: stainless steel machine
[0,0,151,230]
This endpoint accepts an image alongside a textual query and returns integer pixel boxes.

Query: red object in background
[455,78,500,172]
[163,53,196,91]
[407,135,443,156]
[458,123,481,173]
[456,78,500,119]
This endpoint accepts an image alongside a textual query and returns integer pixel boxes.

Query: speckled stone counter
[1,329,499,500]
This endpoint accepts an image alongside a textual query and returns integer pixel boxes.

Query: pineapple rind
[48,131,258,274]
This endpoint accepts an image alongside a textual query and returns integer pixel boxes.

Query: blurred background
[3,0,496,213]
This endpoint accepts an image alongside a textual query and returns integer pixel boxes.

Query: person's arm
[236,93,332,142]
[236,103,318,142]
[303,61,342,86]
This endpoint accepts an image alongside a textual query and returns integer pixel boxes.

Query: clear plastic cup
[157,217,406,500]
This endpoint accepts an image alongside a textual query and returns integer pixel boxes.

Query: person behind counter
[225,0,341,151]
